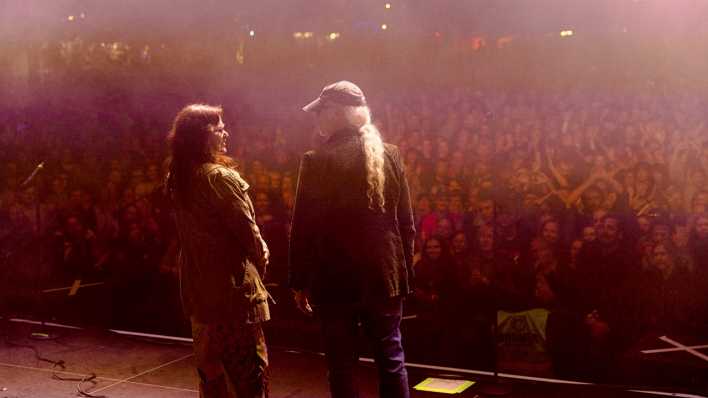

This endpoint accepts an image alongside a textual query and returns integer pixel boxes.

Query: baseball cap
[302,80,367,112]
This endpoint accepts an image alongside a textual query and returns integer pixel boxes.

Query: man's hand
[292,289,313,315]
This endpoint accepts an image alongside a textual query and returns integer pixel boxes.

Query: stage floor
[0,319,702,398]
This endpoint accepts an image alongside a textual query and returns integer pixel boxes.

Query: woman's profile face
[207,117,229,154]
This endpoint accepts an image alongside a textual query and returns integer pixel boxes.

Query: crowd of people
[2,60,708,385]
[386,88,708,379]
[385,92,708,364]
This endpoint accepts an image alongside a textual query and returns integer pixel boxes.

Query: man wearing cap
[289,81,415,398]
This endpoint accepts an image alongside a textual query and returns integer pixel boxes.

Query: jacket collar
[325,127,360,145]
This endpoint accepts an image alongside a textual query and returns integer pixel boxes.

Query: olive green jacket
[173,164,270,324]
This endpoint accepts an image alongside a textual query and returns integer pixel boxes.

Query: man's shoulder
[383,142,399,152]
[383,143,403,168]
[384,143,402,159]
[305,141,399,161]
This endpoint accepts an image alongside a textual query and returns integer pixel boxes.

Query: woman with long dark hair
[166,104,270,398]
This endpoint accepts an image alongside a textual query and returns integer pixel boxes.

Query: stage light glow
[381,24,388,30]
[294,32,314,39]
[470,37,486,50]
[560,30,574,37]
[497,35,514,48]
[67,15,75,21]
[236,41,245,64]
[328,32,340,40]
[385,3,391,9]
[249,30,255,37]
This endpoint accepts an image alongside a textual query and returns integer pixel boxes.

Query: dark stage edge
[0,318,704,398]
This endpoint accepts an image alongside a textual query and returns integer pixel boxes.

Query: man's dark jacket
[288,129,416,305]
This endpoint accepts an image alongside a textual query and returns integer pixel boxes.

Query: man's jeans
[319,297,409,398]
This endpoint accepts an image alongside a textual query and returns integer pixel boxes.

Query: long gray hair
[343,105,386,212]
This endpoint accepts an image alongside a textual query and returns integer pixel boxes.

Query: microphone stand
[20,162,45,190]
[476,312,512,396]
[477,202,512,396]
[21,162,58,340]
